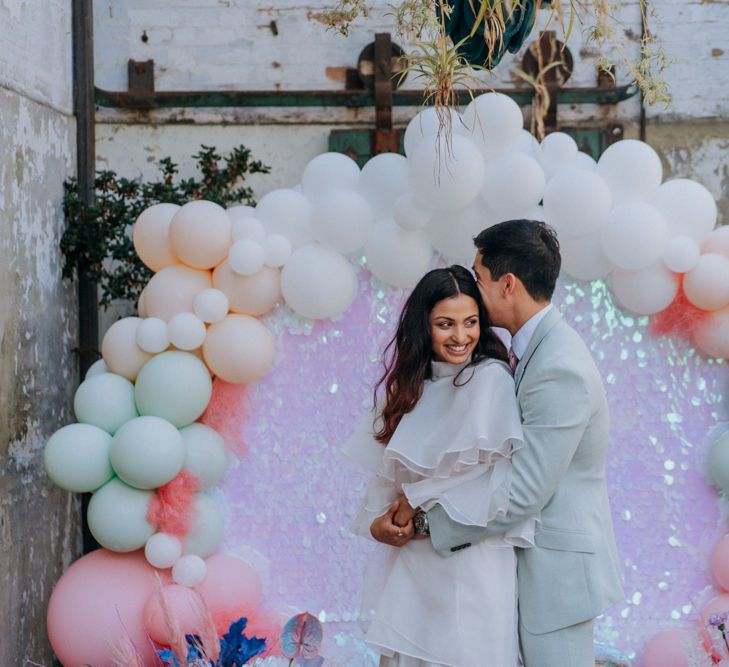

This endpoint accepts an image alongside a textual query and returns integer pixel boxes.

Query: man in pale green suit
[370,220,623,666]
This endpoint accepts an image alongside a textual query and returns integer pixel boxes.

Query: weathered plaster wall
[0,1,81,664]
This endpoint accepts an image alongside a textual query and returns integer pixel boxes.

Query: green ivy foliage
[61,145,270,308]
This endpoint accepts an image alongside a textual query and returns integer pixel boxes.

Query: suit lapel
[514,307,561,392]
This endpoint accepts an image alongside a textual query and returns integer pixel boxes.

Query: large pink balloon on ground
[643,629,693,667]
[144,583,206,645]
[195,554,263,634]
[47,549,169,667]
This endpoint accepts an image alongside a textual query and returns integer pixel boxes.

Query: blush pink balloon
[47,549,169,667]
[712,535,729,591]
[643,629,693,667]
[143,584,206,645]
[246,609,288,657]
[144,265,213,322]
[195,554,263,634]
[698,593,729,649]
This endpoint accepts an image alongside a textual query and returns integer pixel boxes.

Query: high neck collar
[431,357,472,379]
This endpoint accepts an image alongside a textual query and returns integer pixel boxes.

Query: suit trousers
[519,618,594,667]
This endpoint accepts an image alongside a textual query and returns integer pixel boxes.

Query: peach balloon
[203,314,275,384]
[133,203,181,272]
[144,265,213,322]
[246,609,287,656]
[695,307,729,359]
[213,261,282,316]
[137,286,148,318]
[47,549,170,667]
[195,554,263,635]
[704,226,729,258]
[101,317,153,381]
[144,584,205,645]
[643,629,692,667]
[169,200,232,269]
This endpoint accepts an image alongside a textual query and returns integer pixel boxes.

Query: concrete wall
[0,1,81,664]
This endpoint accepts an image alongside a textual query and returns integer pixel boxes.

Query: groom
[370,219,623,666]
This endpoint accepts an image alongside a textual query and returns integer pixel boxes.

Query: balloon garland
[44,92,728,664]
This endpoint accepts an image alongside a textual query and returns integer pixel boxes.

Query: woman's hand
[393,495,418,528]
[370,499,414,547]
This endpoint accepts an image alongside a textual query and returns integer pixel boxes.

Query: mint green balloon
[134,351,212,427]
[44,423,113,492]
[87,478,155,552]
[85,358,108,379]
[184,493,224,557]
[709,431,729,492]
[74,372,138,434]
[110,416,185,490]
[180,423,228,489]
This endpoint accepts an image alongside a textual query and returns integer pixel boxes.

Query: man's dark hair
[474,219,561,301]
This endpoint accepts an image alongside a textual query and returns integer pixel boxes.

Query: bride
[345,265,536,667]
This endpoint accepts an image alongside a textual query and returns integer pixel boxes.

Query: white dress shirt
[510,303,554,360]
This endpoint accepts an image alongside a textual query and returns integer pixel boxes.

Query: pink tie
[508,348,519,374]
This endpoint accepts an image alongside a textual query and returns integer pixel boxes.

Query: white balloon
[704,227,729,258]
[193,288,229,324]
[559,230,613,281]
[167,312,207,351]
[358,152,410,219]
[404,107,467,158]
[172,554,207,587]
[302,152,360,201]
[461,93,523,154]
[255,189,314,248]
[662,236,700,273]
[610,262,679,315]
[393,193,432,231]
[263,234,292,268]
[600,202,669,270]
[231,216,266,243]
[481,153,546,219]
[85,358,108,379]
[184,494,224,558]
[597,139,663,203]
[281,243,357,319]
[684,253,729,311]
[365,220,433,288]
[652,179,718,244]
[136,317,170,354]
[695,307,729,359]
[427,201,495,262]
[539,132,578,178]
[409,135,485,211]
[312,189,374,253]
[229,239,265,276]
[575,151,598,171]
[543,169,612,236]
[511,129,540,158]
[527,205,546,222]
[145,533,183,569]
[226,205,255,223]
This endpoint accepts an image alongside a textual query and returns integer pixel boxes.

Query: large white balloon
[359,152,410,219]
[230,216,266,243]
[461,93,523,154]
[427,201,495,262]
[229,239,265,276]
[281,243,357,319]
[610,262,679,315]
[538,132,578,178]
[544,169,612,236]
[652,179,718,244]
[262,234,292,268]
[409,135,485,211]
[559,230,613,281]
[683,253,729,311]
[404,106,467,158]
[365,220,433,288]
[600,202,669,270]
[695,307,729,359]
[662,236,700,273]
[597,139,663,203]
[301,152,360,201]
[136,317,170,354]
[512,129,540,158]
[255,189,314,248]
[393,193,432,231]
[481,153,546,219]
[311,189,374,253]
[704,227,729,258]
[574,151,598,172]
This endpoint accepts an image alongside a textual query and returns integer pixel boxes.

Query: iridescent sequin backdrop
[216,269,729,665]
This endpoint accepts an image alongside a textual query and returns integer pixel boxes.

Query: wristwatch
[414,510,430,536]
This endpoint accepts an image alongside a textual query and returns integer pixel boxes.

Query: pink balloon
[47,549,169,667]
[712,535,729,591]
[643,629,693,667]
[195,554,263,634]
[246,609,287,657]
[144,584,206,645]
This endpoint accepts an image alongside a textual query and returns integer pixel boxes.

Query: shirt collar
[510,303,554,360]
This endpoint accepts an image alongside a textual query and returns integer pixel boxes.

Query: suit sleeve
[428,363,592,557]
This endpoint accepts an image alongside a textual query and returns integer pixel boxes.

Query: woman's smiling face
[429,293,481,364]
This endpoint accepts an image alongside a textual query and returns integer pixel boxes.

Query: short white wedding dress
[345,359,536,667]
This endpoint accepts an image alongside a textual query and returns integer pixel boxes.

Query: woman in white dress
[345,266,536,667]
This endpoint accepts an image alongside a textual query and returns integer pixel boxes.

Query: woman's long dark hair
[374,265,507,445]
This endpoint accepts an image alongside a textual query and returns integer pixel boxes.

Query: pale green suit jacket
[428,308,624,635]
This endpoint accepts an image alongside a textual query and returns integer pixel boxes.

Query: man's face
[472,251,507,327]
